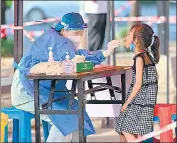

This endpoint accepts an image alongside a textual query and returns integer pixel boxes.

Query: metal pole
[14,0,18,63]
[129,0,140,26]
[14,0,23,64]
[0,0,1,97]
[165,1,170,104]
[106,0,111,126]
[157,1,169,103]
[34,79,41,143]
[111,0,116,66]
[157,1,166,55]
[77,80,85,142]
[18,0,23,59]
[107,0,111,65]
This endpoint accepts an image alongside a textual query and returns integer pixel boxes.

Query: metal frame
[28,68,127,142]
[106,0,116,66]
[106,0,111,65]
[14,0,23,64]
[157,1,170,103]
[111,1,116,66]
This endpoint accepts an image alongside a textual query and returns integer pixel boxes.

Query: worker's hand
[121,102,129,112]
[107,40,120,51]
[102,40,120,57]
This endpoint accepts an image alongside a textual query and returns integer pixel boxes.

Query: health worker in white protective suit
[11,12,120,142]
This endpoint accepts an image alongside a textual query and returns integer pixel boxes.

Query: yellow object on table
[1,113,8,142]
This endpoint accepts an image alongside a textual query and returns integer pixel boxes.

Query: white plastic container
[48,47,55,62]
[63,52,74,74]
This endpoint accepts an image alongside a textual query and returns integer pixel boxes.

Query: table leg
[83,81,87,142]
[106,77,115,127]
[69,80,77,109]
[87,80,95,99]
[77,80,85,142]
[34,79,41,143]
[106,77,115,99]
[121,73,126,104]
[48,80,56,110]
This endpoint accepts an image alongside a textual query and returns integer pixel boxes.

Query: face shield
[79,23,88,50]
[62,23,88,50]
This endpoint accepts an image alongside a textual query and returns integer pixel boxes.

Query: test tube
[116,36,127,48]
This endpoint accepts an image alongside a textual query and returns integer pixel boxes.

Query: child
[115,23,160,142]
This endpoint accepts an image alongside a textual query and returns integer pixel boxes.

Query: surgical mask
[67,36,82,49]
[67,36,81,43]
[129,43,135,51]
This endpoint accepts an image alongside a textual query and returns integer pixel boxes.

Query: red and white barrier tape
[25,30,44,37]
[1,28,44,39]
[21,30,44,41]
[1,15,175,39]
[115,1,136,16]
[1,17,60,38]
[1,17,61,29]
[1,1,134,29]
[1,13,176,39]
[23,30,35,42]
[1,14,176,30]
[131,121,177,142]
[115,16,176,24]
[23,17,61,27]
[1,16,176,33]
[1,29,7,38]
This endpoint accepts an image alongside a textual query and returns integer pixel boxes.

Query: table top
[27,66,131,81]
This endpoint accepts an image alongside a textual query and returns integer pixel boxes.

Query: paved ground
[6,127,120,142]
[5,119,177,142]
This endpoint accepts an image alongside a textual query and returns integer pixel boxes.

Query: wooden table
[28,66,131,142]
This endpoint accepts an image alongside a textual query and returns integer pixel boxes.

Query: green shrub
[6,1,13,8]
[115,28,131,52]
[119,28,129,39]
[1,39,14,57]
[116,27,128,39]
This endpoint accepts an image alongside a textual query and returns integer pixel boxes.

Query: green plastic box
[74,61,94,73]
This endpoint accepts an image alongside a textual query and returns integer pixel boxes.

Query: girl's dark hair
[130,23,160,64]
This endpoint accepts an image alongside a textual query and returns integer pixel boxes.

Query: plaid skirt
[115,81,158,135]
[115,104,154,135]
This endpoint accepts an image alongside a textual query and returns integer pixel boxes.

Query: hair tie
[147,33,155,58]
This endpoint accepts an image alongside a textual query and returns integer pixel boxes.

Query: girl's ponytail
[151,35,160,64]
